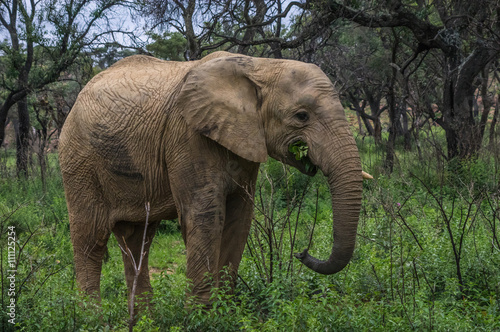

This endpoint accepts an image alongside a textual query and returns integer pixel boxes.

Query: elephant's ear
[177,56,268,163]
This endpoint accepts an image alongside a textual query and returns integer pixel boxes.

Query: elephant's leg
[113,220,159,311]
[70,215,110,300]
[217,193,254,289]
[181,201,225,305]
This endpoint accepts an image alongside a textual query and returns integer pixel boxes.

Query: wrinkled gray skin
[59,51,362,309]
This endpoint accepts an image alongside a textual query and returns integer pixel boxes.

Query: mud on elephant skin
[59,51,366,310]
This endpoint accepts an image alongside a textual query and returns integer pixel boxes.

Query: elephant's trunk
[295,127,363,275]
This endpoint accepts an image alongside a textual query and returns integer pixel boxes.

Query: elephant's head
[177,53,363,275]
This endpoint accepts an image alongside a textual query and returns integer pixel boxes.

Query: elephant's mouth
[299,155,318,176]
[288,140,318,176]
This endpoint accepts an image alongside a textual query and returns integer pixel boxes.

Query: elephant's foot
[185,273,238,310]
[186,288,213,308]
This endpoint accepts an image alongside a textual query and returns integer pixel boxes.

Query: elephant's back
[82,55,190,115]
[64,57,189,139]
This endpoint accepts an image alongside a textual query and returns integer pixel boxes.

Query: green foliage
[288,141,315,173]
[146,32,187,61]
[288,140,309,160]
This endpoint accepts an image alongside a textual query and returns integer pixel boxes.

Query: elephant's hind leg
[113,220,160,312]
[70,214,111,300]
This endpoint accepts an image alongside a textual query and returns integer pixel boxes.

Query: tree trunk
[443,85,480,160]
[366,91,385,145]
[385,113,397,173]
[36,128,47,191]
[356,112,365,136]
[0,105,9,148]
[16,97,30,177]
[402,108,412,151]
[182,0,200,60]
[238,0,266,55]
[270,0,283,59]
[351,101,374,137]
[489,98,499,149]
[0,94,20,147]
[478,67,495,143]
[440,42,498,160]
[348,95,375,137]
[385,29,399,173]
[373,118,382,144]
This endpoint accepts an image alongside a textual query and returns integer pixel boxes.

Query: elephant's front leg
[180,191,226,305]
[217,192,255,288]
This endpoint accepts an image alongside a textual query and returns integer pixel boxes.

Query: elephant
[59,51,365,308]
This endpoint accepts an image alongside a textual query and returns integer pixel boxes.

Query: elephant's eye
[295,111,309,122]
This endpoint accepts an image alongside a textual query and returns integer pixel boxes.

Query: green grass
[1,128,499,331]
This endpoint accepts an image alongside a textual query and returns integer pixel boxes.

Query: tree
[137,0,212,59]
[0,0,134,176]
[136,0,341,59]
[313,24,391,144]
[146,32,187,61]
[319,0,500,160]
[92,43,139,70]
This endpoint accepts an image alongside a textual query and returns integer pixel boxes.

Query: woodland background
[0,1,499,330]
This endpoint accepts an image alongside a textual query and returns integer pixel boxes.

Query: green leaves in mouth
[289,141,315,173]
[289,140,309,161]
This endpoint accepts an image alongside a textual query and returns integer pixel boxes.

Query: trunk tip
[294,248,309,260]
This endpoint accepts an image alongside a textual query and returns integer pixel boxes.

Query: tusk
[362,171,373,180]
